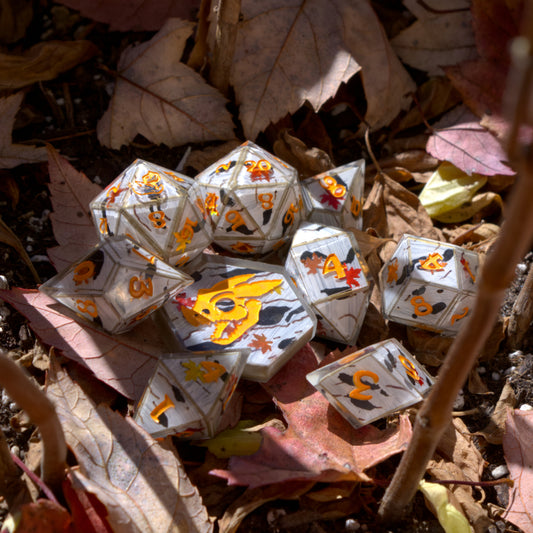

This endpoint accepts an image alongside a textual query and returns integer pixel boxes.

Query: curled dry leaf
[186,141,242,174]
[0,40,96,90]
[46,146,101,272]
[0,92,47,168]
[97,18,235,149]
[46,357,214,533]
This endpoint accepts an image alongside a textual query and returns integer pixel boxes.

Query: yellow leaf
[434,192,503,223]
[419,162,487,217]
[196,421,263,458]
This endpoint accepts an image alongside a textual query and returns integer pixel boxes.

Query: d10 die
[301,160,365,230]
[381,235,479,334]
[163,255,316,382]
[306,338,433,428]
[195,141,304,255]
[284,223,372,344]
[90,159,212,267]
[40,236,193,334]
[134,350,247,439]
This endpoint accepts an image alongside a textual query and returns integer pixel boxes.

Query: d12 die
[306,338,433,428]
[301,160,365,230]
[381,235,480,334]
[195,141,304,255]
[134,349,247,439]
[163,255,316,382]
[284,223,372,345]
[40,236,193,334]
[90,159,212,267]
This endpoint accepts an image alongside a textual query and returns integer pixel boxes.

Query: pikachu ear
[232,278,283,299]
[181,306,211,326]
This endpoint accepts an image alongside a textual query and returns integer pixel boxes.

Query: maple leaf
[247,333,272,354]
[301,253,324,275]
[211,344,412,487]
[47,357,213,533]
[0,92,47,168]
[182,360,206,382]
[171,293,195,311]
[319,192,341,209]
[97,18,235,149]
[344,266,361,288]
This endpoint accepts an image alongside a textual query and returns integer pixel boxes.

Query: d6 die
[40,236,193,334]
[134,350,247,439]
[301,160,365,230]
[90,159,212,267]
[195,141,304,255]
[284,223,372,344]
[381,235,479,334]
[306,338,433,428]
[163,255,316,382]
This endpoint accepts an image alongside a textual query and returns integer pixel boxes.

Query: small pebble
[477,366,486,374]
[93,176,102,185]
[8,402,17,411]
[504,366,517,376]
[1,390,10,406]
[491,465,509,479]
[519,404,533,411]
[516,263,527,275]
[491,372,501,381]
[0,275,8,290]
[453,390,465,410]
[509,350,523,360]
[345,518,360,531]
[56,97,65,106]
[30,255,51,263]
[25,245,33,252]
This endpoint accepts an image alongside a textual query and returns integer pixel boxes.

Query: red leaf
[344,267,361,288]
[46,146,102,271]
[0,288,167,400]
[211,344,412,487]
[319,191,341,209]
[4,499,73,532]
[426,106,514,176]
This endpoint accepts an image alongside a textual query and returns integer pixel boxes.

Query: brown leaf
[186,141,242,174]
[475,381,516,444]
[0,0,33,44]
[56,0,201,31]
[97,19,235,149]
[0,92,47,168]
[46,146,101,272]
[5,499,73,532]
[47,357,214,533]
[211,344,412,487]
[363,172,443,241]
[0,40,96,90]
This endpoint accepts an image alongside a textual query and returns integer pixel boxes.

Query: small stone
[8,402,17,411]
[516,263,527,275]
[509,350,523,360]
[1,390,10,406]
[0,276,8,290]
[504,366,517,376]
[491,465,509,479]
[519,404,533,411]
[25,245,33,252]
[266,509,286,526]
[453,389,465,410]
[491,372,501,381]
[345,518,360,531]
[477,366,486,374]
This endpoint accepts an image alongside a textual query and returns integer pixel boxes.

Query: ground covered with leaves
[0,0,532,532]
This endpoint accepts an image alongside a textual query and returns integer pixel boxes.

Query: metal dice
[40,236,193,334]
[381,235,479,334]
[195,141,304,255]
[306,338,433,428]
[284,223,371,345]
[163,255,316,382]
[301,160,365,230]
[90,159,212,267]
[134,350,247,439]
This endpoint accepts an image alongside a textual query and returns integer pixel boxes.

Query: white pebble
[477,366,486,374]
[8,402,17,411]
[56,97,65,106]
[504,366,517,375]
[516,263,527,275]
[453,390,465,410]
[509,350,523,360]
[0,275,8,290]
[491,372,501,381]
[1,390,10,406]
[93,176,102,185]
[25,245,33,252]
[30,255,50,263]
[491,465,509,479]
[345,518,361,531]
[519,404,533,411]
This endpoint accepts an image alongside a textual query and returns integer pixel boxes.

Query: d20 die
[40,236,193,334]
[307,338,433,428]
[195,141,304,255]
[301,160,365,230]
[381,235,480,334]
[90,159,212,267]
[284,223,372,345]
[134,350,247,439]
[163,255,316,382]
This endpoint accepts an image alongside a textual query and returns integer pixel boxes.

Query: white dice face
[90,159,213,268]
[301,160,365,230]
[381,235,479,334]
[306,338,433,428]
[284,223,372,344]
[39,237,193,334]
[134,350,247,439]
[163,255,316,382]
[195,141,304,255]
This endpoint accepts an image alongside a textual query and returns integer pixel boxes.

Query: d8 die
[284,223,372,345]
[306,338,433,428]
[134,350,247,439]
[301,160,365,230]
[381,235,480,334]
[195,141,304,255]
[163,255,316,382]
[40,236,193,334]
[90,159,212,267]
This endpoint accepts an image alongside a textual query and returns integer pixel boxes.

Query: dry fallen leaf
[3,499,73,532]
[46,146,101,272]
[46,357,214,533]
[0,92,47,168]
[475,382,516,445]
[97,18,235,149]
[0,0,33,44]
[211,344,412,488]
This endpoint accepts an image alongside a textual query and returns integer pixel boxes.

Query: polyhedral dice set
[40,140,481,438]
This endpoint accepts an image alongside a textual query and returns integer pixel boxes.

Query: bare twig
[0,352,66,495]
